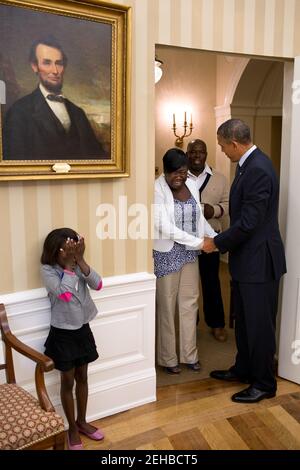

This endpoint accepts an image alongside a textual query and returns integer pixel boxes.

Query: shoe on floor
[231,386,276,403]
[210,369,250,383]
[165,365,181,374]
[67,432,83,450]
[212,327,228,342]
[77,424,104,441]
[186,361,201,371]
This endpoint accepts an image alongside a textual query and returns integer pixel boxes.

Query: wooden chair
[0,303,65,450]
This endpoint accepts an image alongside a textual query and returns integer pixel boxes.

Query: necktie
[47,94,65,103]
[235,164,240,177]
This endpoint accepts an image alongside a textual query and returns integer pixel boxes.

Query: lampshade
[155,58,163,84]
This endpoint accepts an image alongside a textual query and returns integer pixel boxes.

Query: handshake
[202,237,217,253]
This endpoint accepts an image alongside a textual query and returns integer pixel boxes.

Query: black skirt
[44,323,99,371]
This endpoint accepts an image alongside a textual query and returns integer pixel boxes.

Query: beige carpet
[156,262,237,386]
[156,323,237,386]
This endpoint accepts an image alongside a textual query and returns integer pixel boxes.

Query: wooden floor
[69,264,300,451]
[79,377,300,450]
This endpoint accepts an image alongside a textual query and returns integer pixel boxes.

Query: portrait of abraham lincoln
[0,1,112,163]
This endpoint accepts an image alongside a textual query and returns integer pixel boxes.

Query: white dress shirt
[187,163,213,191]
[238,144,257,168]
[40,84,71,131]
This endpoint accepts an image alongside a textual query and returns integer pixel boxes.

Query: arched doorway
[155,45,292,385]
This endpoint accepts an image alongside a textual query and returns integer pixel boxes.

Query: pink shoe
[67,432,83,450]
[77,424,104,441]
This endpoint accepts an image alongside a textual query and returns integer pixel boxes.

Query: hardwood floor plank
[199,423,232,450]
[109,427,166,450]
[156,378,236,401]
[256,407,300,450]
[238,410,266,429]
[228,414,267,450]
[169,427,210,450]
[282,399,300,423]
[267,405,300,448]
[136,437,174,450]
[252,425,286,450]
[209,419,249,450]
[276,381,300,395]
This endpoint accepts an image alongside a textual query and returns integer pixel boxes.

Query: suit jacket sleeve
[214,167,272,253]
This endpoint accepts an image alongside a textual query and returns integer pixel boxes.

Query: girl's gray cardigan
[41,264,102,330]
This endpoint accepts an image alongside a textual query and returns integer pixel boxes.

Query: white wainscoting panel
[0,272,156,424]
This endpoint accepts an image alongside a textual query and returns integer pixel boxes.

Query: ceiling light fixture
[155,57,163,84]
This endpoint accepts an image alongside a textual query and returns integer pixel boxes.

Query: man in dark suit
[203,119,286,403]
[3,36,107,160]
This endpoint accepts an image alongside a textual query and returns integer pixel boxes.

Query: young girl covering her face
[41,228,104,450]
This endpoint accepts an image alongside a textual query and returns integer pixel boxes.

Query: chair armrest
[4,330,54,372]
[0,304,56,412]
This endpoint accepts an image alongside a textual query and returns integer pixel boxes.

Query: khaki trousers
[156,260,199,367]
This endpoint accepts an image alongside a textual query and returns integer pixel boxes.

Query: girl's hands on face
[59,235,90,275]
[74,235,85,262]
[59,235,86,271]
[59,237,77,270]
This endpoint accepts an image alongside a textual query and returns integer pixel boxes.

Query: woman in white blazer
[154,148,216,374]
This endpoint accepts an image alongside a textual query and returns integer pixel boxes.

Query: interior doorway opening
[154,44,288,387]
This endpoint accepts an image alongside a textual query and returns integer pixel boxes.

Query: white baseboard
[0,272,157,424]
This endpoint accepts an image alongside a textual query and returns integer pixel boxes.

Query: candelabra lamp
[172,111,193,148]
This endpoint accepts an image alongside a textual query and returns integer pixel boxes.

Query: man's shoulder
[249,148,274,171]
[6,88,41,113]
[210,167,227,183]
[249,147,269,161]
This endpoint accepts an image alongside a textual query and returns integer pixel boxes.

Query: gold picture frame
[0,0,131,180]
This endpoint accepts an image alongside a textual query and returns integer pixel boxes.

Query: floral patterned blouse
[153,195,200,278]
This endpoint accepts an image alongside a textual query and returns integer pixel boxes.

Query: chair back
[0,303,65,450]
[0,304,16,383]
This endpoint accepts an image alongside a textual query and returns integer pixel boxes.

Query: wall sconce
[172,111,193,147]
[155,57,163,84]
